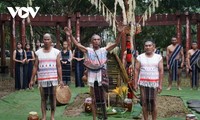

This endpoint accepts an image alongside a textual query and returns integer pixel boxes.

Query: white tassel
[95,0,98,9]
[132,12,135,24]
[114,0,118,23]
[155,0,159,7]
[133,0,136,10]
[152,0,155,12]
[112,18,116,37]
[91,0,94,4]
[142,17,145,26]
[149,6,151,18]
[145,11,148,20]
[102,5,105,16]
[118,0,127,25]
[127,0,132,23]
[106,9,109,21]
[109,13,112,26]
[29,0,32,6]
[98,0,101,12]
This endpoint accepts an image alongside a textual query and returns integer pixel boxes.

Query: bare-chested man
[186,41,200,89]
[166,37,184,90]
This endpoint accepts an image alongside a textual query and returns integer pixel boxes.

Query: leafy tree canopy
[0,0,199,51]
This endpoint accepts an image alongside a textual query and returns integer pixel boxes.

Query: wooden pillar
[56,23,61,49]
[176,12,182,44]
[0,22,6,66]
[67,15,72,49]
[10,18,16,77]
[197,21,200,49]
[20,19,26,49]
[185,12,191,53]
[76,12,81,42]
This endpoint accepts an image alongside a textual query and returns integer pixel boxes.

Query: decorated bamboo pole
[123,0,136,99]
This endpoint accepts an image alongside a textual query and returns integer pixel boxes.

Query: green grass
[0,76,200,120]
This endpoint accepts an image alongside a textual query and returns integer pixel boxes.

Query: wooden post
[67,14,72,49]
[76,12,81,42]
[10,18,16,77]
[197,21,200,49]
[20,19,26,49]
[0,22,6,67]
[176,12,182,44]
[56,23,61,49]
[185,12,191,53]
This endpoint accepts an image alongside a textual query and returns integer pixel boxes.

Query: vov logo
[7,7,40,18]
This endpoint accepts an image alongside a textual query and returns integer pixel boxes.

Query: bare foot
[166,87,171,90]
[177,87,182,90]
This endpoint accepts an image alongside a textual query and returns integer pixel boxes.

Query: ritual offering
[123,98,133,112]
[27,111,39,120]
[84,97,92,113]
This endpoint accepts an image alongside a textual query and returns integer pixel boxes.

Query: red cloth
[126,54,132,62]
[126,41,131,49]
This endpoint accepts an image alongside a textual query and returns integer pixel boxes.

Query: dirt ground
[157,95,188,118]
[63,93,188,118]
[0,75,15,98]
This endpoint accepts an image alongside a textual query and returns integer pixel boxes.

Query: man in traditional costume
[166,37,184,90]
[134,40,163,120]
[64,24,124,120]
[186,41,200,89]
[29,33,64,120]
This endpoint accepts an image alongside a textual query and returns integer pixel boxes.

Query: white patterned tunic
[85,47,108,87]
[137,53,162,88]
[35,47,60,87]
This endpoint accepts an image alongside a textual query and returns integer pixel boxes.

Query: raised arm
[106,32,123,52]
[106,23,125,51]
[64,27,87,53]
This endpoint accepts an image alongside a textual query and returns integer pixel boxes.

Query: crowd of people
[12,28,199,120]
[13,40,85,90]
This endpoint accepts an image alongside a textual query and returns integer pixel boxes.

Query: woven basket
[56,85,71,105]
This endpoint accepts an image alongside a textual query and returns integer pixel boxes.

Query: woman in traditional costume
[25,43,35,88]
[13,42,27,89]
[60,41,72,85]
